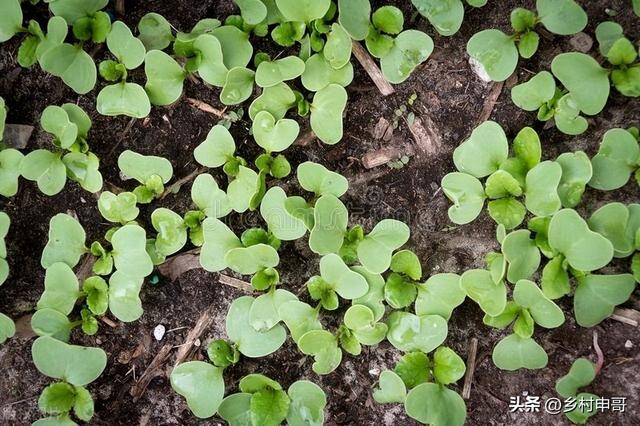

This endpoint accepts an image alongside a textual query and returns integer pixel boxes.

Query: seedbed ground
[1,0,639,425]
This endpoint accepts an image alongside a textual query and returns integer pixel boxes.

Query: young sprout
[194,125,246,177]
[31,335,107,424]
[589,128,640,191]
[595,22,640,97]
[555,358,599,424]
[306,253,369,310]
[386,311,448,353]
[117,150,174,203]
[0,212,13,344]
[485,280,564,370]
[21,104,102,196]
[383,249,421,308]
[185,173,231,245]
[170,361,225,419]
[467,0,587,82]
[97,21,150,118]
[373,347,467,426]
[137,12,174,50]
[226,296,287,357]
[338,304,387,355]
[415,273,466,320]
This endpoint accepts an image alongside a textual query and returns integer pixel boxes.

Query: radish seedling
[117,150,173,203]
[97,21,150,118]
[373,347,467,426]
[21,104,103,196]
[412,0,487,37]
[555,358,599,424]
[595,22,640,97]
[467,0,587,81]
[589,128,640,191]
[0,212,13,344]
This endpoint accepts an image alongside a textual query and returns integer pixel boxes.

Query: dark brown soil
[1,1,639,425]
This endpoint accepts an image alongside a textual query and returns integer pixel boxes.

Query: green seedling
[298,329,343,375]
[555,358,599,424]
[21,104,102,196]
[383,250,421,308]
[338,304,387,355]
[17,17,68,68]
[249,83,297,120]
[467,0,587,81]
[414,273,466,320]
[460,267,507,317]
[595,22,640,97]
[484,280,564,370]
[412,0,486,37]
[386,310,448,353]
[97,191,140,226]
[97,21,150,118]
[184,173,231,246]
[0,97,24,197]
[31,336,107,424]
[300,52,353,92]
[118,150,173,203]
[589,128,640,191]
[137,12,174,50]
[574,273,636,327]
[306,253,369,310]
[194,124,247,177]
[373,347,467,426]
[532,209,614,299]
[218,375,327,425]
[309,84,348,144]
[170,361,225,419]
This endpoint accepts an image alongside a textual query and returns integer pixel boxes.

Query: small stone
[3,124,34,149]
[570,32,593,53]
[194,338,201,347]
[468,57,492,82]
[153,324,166,341]
[625,340,633,348]
[369,367,380,376]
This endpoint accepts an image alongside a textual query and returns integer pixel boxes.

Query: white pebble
[369,368,380,376]
[154,324,166,341]
[625,340,633,348]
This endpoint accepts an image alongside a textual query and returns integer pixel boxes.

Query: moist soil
[1,1,639,425]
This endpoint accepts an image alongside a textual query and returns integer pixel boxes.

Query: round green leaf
[537,0,587,35]
[107,21,146,69]
[373,370,407,404]
[0,312,15,344]
[301,53,354,92]
[40,43,97,94]
[411,0,464,36]
[211,25,253,69]
[441,172,486,225]
[32,336,107,386]
[108,271,143,322]
[551,53,610,115]
[249,289,297,332]
[574,274,636,327]
[467,29,518,82]
[492,334,548,371]
[221,67,255,105]
[218,393,253,426]
[193,34,228,87]
[235,0,268,25]
[249,82,296,120]
[98,191,139,224]
[275,0,330,22]
[433,346,466,385]
[511,71,556,111]
[324,24,352,69]
[556,151,592,208]
[460,269,506,316]
[309,194,348,255]
[555,358,596,399]
[20,150,67,196]
[256,56,305,88]
[453,121,508,178]
[0,0,23,43]
[225,243,279,275]
[226,296,287,357]
[320,253,369,299]
[252,111,299,153]
[138,12,173,50]
[524,161,562,217]
[260,187,306,241]
[286,380,326,426]
[338,0,371,40]
[595,21,624,56]
[41,213,86,269]
[151,208,187,256]
[381,30,433,84]
[310,84,348,145]
[502,230,541,284]
[144,50,186,106]
[405,383,466,426]
[589,128,639,190]
[415,273,465,320]
[170,361,224,418]
[97,82,151,118]
[278,300,322,343]
[0,148,24,197]
[200,218,242,272]
[513,279,565,328]
[31,308,73,342]
[111,224,153,278]
[386,311,448,353]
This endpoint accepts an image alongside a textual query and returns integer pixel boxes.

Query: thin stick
[173,304,219,369]
[462,337,478,399]
[218,274,254,293]
[186,98,227,118]
[100,316,118,328]
[351,41,395,96]
[160,167,208,199]
[130,344,173,401]
[75,254,97,283]
[593,331,604,374]
[115,0,125,15]
[611,308,640,327]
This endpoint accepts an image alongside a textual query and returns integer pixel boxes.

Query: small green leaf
[137,12,174,50]
[511,71,556,111]
[226,296,286,357]
[589,128,639,191]
[453,121,509,178]
[386,312,448,353]
[524,161,562,217]
[460,269,506,316]
[275,0,330,22]
[144,50,186,106]
[537,0,587,35]
[441,172,486,225]
[170,361,225,418]
[380,30,433,84]
[338,0,371,40]
[433,346,466,385]
[255,56,305,88]
[111,224,153,278]
[0,0,23,43]
[415,273,465,320]
[574,274,636,327]
[286,380,326,426]
[513,279,565,328]
[32,336,107,386]
[411,0,464,36]
[502,230,541,283]
[20,150,67,196]
[97,82,151,118]
[555,358,596,399]
[310,84,348,144]
[41,213,86,269]
[467,29,518,82]
[358,219,410,274]
[40,43,97,94]
[373,370,407,404]
[98,191,139,224]
[404,383,466,426]
[551,53,610,116]
[492,334,548,371]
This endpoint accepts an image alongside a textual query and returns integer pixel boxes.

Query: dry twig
[130,344,173,401]
[186,98,227,118]
[173,304,219,368]
[218,274,253,293]
[610,308,640,327]
[160,167,208,199]
[351,41,395,96]
[462,337,478,399]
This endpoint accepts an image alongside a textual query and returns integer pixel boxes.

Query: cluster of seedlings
[0,0,638,425]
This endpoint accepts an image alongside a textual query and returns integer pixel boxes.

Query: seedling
[414,273,466,320]
[218,375,327,424]
[97,21,151,118]
[194,124,247,177]
[555,358,599,424]
[373,347,467,426]
[31,336,107,424]
[184,173,231,246]
[467,0,587,81]
[0,98,24,198]
[337,303,387,355]
[595,22,640,97]
[383,249,421,309]
[306,253,369,310]
[21,104,103,196]
[588,128,640,191]
[118,150,173,203]
[483,280,564,370]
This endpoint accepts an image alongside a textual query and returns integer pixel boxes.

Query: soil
[1,0,639,425]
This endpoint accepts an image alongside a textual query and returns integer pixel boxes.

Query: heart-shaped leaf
[226,296,287,357]
[41,213,86,269]
[588,202,637,257]
[511,71,556,111]
[309,195,348,255]
[40,43,97,94]
[556,358,596,399]
[338,0,371,40]
[225,243,279,275]
[31,308,74,342]
[460,269,506,316]
[221,67,255,106]
[108,271,143,322]
[255,56,305,88]
[32,336,107,386]
[310,84,348,145]
[194,125,236,168]
[433,346,466,385]
[537,0,587,35]
[513,279,565,328]
[234,0,268,25]
[556,151,592,208]
[297,329,343,375]
[0,312,15,344]
[170,361,225,419]
[467,29,518,82]
[218,393,253,425]
[211,25,253,69]
[524,160,562,217]
[118,150,173,184]
[381,30,433,84]
[574,274,636,327]
[111,224,153,278]
[249,289,297,332]
[453,121,509,178]
[227,166,260,213]
[411,0,464,36]
[589,128,639,191]
[415,273,465,320]
[278,300,322,343]
[373,370,407,404]
[200,218,242,272]
[275,0,331,22]
[144,50,186,105]
[286,380,327,426]
[405,382,467,426]
[137,12,173,50]
[301,53,354,92]
[357,219,410,274]
[107,21,146,69]
[324,23,352,69]
[260,187,307,241]
[548,209,614,272]
[492,334,548,371]
[98,191,139,224]
[0,148,23,197]
[386,311,448,353]
[249,82,297,120]
[441,172,486,225]
[191,174,231,219]
[502,230,541,283]
[319,253,369,299]
[252,110,300,153]
[551,53,610,115]
[20,150,67,196]
[97,82,151,118]
[151,208,187,256]
[0,0,22,42]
